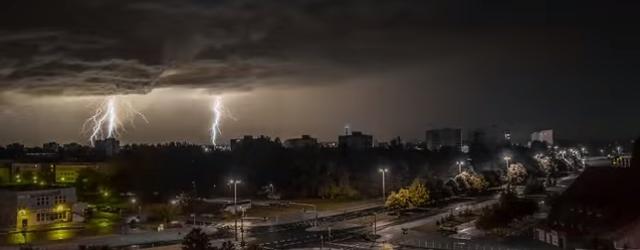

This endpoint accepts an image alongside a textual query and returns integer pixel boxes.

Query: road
[256,196,499,249]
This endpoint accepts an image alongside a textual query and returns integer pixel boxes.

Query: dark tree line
[105,141,467,201]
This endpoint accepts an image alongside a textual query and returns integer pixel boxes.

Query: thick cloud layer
[2,0,637,96]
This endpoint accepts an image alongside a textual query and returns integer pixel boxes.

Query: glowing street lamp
[378,168,389,201]
[504,156,513,192]
[456,161,465,174]
[503,156,512,169]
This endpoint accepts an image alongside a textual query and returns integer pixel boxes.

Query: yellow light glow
[18,209,27,216]
[55,204,65,212]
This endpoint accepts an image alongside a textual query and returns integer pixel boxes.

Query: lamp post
[504,156,512,191]
[229,179,241,241]
[503,156,511,169]
[456,161,465,174]
[378,168,389,201]
[130,198,141,216]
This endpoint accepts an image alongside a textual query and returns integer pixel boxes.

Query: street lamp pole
[229,179,241,241]
[504,156,511,169]
[456,161,465,174]
[503,156,512,191]
[378,168,389,201]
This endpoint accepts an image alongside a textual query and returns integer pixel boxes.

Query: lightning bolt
[83,95,147,146]
[210,96,223,146]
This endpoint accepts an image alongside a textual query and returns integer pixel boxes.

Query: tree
[456,171,489,194]
[385,180,430,209]
[407,180,429,207]
[385,188,411,210]
[182,228,211,250]
[506,163,527,186]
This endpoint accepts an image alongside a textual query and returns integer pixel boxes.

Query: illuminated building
[338,131,373,150]
[0,186,79,230]
[612,154,632,168]
[284,135,318,149]
[504,130,512,145]
[425,128,462,151]
[10,163,54,184]
[54,162,109,184]
[530,129,554,145]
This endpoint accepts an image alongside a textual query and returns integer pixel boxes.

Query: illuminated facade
[0,186,77,230]
[530,129,554,145]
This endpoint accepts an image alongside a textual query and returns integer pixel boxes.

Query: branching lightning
[83,95,148,146]
[210,96,224,146]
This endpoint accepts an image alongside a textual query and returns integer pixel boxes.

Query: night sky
[0,0,639,145]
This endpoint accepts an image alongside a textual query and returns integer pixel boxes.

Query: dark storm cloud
[0,0,638,96]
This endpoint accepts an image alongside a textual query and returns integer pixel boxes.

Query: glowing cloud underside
[210,96,223,146]
[83,96,148,146]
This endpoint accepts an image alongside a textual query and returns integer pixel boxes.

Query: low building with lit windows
[0,185,79,231]
[53,162,109,184]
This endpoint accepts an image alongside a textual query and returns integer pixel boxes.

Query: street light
[504,156,512,192]
[503,156,512,169]
[229,179,242,242]
[130,198,141,216]
[456,161,465,174]
[378,168,389,201]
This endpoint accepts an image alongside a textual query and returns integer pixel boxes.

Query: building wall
[0,187,77,230]
[284,135,318,149]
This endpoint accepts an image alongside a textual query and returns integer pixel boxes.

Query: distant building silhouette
[425,128,462,151]
[338,131,373,150]
[284,135,318,149]
[94,138,120,157]
[230,135,280,151]
[42,142,60,153]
